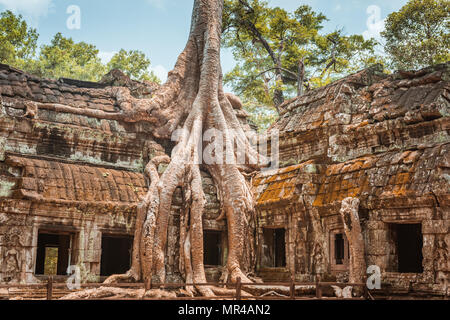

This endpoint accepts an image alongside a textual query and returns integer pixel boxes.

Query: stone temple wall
[0,64,226,284]
[0,61,448,296]
[253,63,449,295]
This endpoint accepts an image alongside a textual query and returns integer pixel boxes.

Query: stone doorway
[390,224,424,273]
[261,228,286,268]
[100,235,133,276]
[203,231,223,266]
[330,230,350,272]
[35,232,73,276]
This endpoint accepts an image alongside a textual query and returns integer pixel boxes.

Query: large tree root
[62,0,268,300]
[59,288,177,300]
[59,287,252,300]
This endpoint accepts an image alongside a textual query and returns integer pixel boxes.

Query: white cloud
[363,5,385,41]
[335,4,342,11]
[98,51,117,64]
[150,65,168,83]
[0,0,53,25]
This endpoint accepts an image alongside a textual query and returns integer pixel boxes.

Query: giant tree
[222,0,381,112]
[382,0,450,70]
[223,0,327,110]
[60,0,267,298]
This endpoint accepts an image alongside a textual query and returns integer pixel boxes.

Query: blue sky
[0,0,408,82]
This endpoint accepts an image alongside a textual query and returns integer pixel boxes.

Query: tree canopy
[36,32,106,81]
[0,11,160,83]
[1,0,448,132]
[0,10,38,66]
[382,0,450,70]
[107,49,160,83]
[222,0,382,111]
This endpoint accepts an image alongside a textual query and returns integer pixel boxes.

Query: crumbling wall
[0,65,232,284]
[254,63,449,295]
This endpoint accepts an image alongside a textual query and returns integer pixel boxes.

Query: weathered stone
[252,63,449,295]
[0,62,448,297]
[423,220,448,234]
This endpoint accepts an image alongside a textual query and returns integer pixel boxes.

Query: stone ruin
[0,61,448,297]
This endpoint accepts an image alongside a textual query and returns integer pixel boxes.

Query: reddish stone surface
[0,62,448,297]
[253,63,449,295]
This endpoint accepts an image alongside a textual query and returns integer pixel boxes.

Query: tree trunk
[271,59,285,109]
[297,58,305,97]
[101,0,265,298]
[340,198,366,287]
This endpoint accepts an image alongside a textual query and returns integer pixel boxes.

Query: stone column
[287,209,295,277]
[423,220,449,294]
[75,223,102,283]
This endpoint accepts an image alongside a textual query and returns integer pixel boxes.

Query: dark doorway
[203,231,222,266]
[334,233,345,265]
[262,228,286,268]
[35,232,72,276]
[100,235,133,276]
[393,224,423,273]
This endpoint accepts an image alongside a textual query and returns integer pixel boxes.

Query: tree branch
[254,66,298,79]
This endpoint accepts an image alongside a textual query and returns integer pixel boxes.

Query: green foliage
[222,0,382,111]
[311,31,384,82]
[107,49,160,83]
[36,32,106,81]
[0,10,161,84]
[382,0,450,70]
[242,101,278,132]
[0,10,38,65]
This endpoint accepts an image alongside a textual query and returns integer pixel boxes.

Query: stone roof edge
[0,63,156,91]
[277,62,450,117]
[5,153,144,173]
[277,64,386,116]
